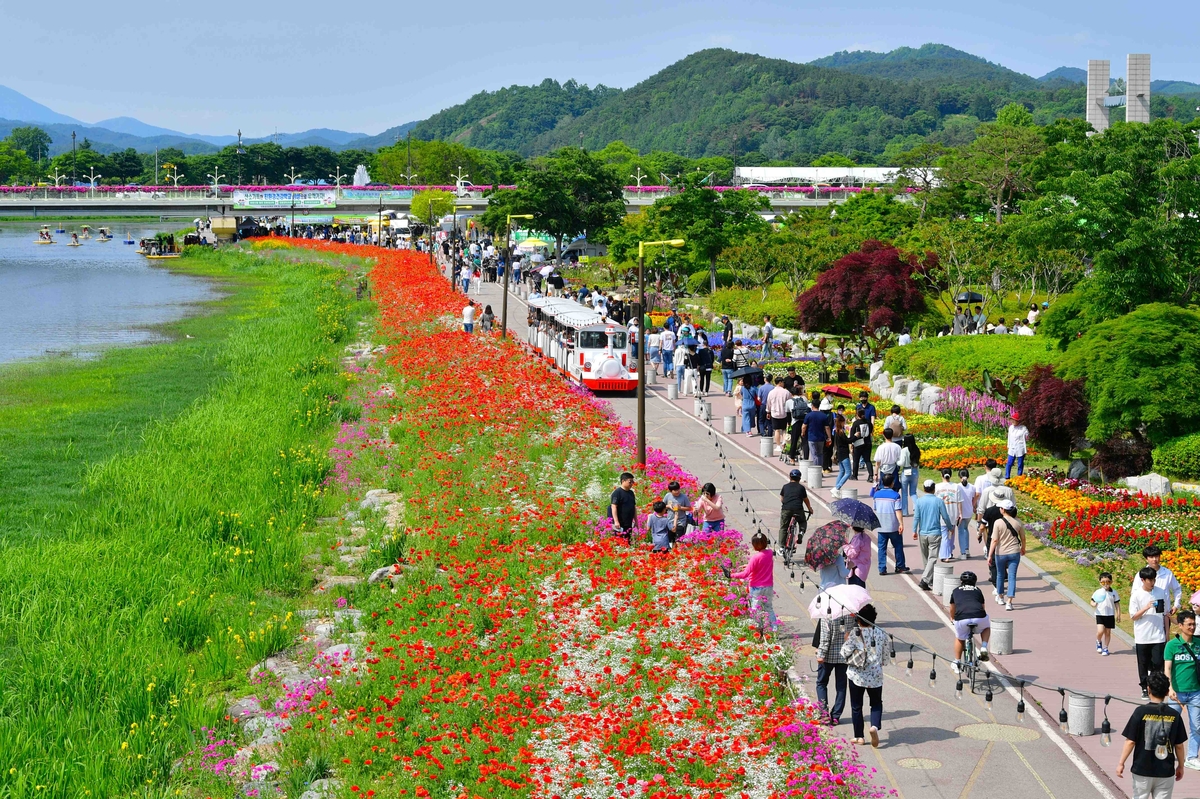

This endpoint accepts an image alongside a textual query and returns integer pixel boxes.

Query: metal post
[637,252,646,467]
[501,229,511,340]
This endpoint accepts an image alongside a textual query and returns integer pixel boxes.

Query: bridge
[0,185,875,219]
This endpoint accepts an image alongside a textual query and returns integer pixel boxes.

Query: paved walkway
[460,271,1192,798]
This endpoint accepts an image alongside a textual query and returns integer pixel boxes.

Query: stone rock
[742,325,761,339]
[905,380,924,401]
[250,656,313,685]
[300,779,342,799]
[1068,459,1089,481]
[918,385,944,414]
[334,608,363,628]
[870,371,892,399]
[318,643,354,664]
[228,695,264,721]
[360,489,398,510]
[315,574,361,592]
[776,333,795,345]
[368,566,394,584]
[870,361,885,380]
[1135,473,1173,496]
[892,378,909,400]
[244,717,289,747]
[1089,467,1105,483]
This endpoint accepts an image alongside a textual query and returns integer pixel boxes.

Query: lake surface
[0,222,218,363]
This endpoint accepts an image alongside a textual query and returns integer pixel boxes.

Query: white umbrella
[538,265,554,276]
[807,584,872,619]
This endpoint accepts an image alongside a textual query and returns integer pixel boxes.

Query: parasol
[830,498,880,530]
[955,291,984,304]
[820,385,853,399]
[729,366,763,379]
[804,520,849,570]
[538,265,555,276]
[807,584,872,619]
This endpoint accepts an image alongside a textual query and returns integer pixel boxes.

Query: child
[732,532,776,639]
[1131,566,1170,700]
[647,501,672,553]
[662,481,693,544]
[1091,571,1121,656]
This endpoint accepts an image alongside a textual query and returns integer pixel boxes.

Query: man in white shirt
[659,328,677,377]
[1017,321,1035,336]
[1005,413,1029,478]
[873,428,902,485]
[934,470,963,560]
[1131,566,1170,699]
[957,470,978,558]
[766,377,793,452]
[1131,545,1184,614]
[462,301,476,333]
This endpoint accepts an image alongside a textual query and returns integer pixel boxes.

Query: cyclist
[949,571,991,673]
[779,469,814,547]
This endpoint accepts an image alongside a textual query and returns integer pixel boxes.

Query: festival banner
[232,190,337,210]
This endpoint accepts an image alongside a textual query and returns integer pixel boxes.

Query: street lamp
[207,172,225,196]
[636,239,685,466]
[47,168,66,187]
[85,167,102,195]
[236,129,244,186]
[500,213,534,340]
[71,131,76,183]
[284,167,302,185]
[330,166,347,194]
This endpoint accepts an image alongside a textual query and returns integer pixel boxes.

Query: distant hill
[0,119,219,155]
[343,121,421,151]
[1152,80,1200,96]
[1038,66,1086,84]
[808,43,1038,88]
[0,85,81,125]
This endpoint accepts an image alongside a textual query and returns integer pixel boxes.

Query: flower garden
[185,242,884,798]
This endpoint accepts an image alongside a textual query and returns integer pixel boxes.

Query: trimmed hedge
[1153,433,1200,480]
[685,268,736,295]
[883,334,1063,387]
[708,285,798,328]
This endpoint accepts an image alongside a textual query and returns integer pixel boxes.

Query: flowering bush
[1163,548,1200,595]
[1008,475,1101,515]
[939,386,1013,438]
[1048,495,1200,552]
[250,243,883,799]
[921,443,1012,470]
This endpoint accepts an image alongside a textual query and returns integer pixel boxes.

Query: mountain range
[2,44,1197,159]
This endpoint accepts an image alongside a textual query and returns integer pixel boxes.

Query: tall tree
[892,142,945,220]
[651,172,769,291]
[7,126,51,164]
[509,147,625,256]
[941,120,1045,223]
[0,141,35,183]
[107,148,143,184]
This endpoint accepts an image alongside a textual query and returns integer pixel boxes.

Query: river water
[0,221,218,363]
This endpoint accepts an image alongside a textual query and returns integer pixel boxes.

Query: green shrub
[883,334,1062,387]
[1153,433,1200,480]
[708,284,798,328]
[685,268,736,295]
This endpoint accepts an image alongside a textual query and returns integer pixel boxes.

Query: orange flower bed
[1008,474,1101,514]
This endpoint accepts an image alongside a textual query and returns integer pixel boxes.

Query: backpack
[791,398,810,422]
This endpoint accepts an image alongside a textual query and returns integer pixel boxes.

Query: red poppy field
[234,243,882,799]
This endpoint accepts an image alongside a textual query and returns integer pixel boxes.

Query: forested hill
[809,43,1039,89]
[407,48,1200,164]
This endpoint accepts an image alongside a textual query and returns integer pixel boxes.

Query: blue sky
[3,0,1196,136]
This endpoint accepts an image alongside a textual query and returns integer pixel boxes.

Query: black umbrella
[955,291,984,304]
[730,366,763,379]
[830,498,880,530]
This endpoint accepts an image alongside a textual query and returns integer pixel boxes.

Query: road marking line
[1011,741,1057,798]
[958,740,994,799]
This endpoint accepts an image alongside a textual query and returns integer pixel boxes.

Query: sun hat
[990,467,1003,480]
[1011,411,1020,421]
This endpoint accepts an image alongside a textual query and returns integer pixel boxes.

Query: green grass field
[0,245,367,797]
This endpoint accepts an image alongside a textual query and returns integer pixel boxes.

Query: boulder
[360,489,398,510]
[870,371,892,399]
[892,378,910,400]
[1134,473,1173,496]
[905,380,924,402]
[300,779,342,799]
[918,385,944,415]
[870,361,885,380]
[742,325,761,339]
[368,566,393,584]
[1068,459,1089,481]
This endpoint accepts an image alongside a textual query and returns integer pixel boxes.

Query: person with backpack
[785,387,811,464]
[1117,671,1187,795]
[841,604,887,748]
[1165,610,1200,771]
[850,408,873,482]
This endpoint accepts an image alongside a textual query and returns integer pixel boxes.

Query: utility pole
[236,129,244,186]
[71,131,77,183]
[154,148,159,186]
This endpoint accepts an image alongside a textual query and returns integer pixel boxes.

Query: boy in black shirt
[949,572,991,671]
[1118,671,1187,795]
[609,472,638,544]
[779,469,814,541]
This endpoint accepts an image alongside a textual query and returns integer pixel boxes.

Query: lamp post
[236,129,244,186]
[501,213,533,340]
[71,131,77,184]
[636,239,685,466]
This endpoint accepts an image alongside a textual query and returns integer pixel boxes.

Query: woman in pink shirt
[844,525,872,588]
[733,532,776,638]
[694,483,726,532]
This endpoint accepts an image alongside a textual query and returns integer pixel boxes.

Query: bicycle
[780,508,812,569]
[958,622,989,695]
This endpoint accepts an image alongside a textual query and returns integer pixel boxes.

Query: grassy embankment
[0,244,369,796]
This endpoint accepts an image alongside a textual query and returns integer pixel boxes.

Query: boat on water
[80,225,91,240]
[97,227,114,242]
[54,226,66,234]
[138,233,181,259]
[36,224,55,244]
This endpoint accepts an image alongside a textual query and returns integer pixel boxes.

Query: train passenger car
[526,296,637,393]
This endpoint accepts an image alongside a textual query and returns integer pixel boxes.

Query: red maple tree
[795,240,930,333]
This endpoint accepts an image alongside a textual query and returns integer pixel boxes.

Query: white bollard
[990,618,1014,655]
[807,465,823,489]
[647,370,657,385]
[723,416,736,435]
[840,487,858,502]
[759,437,774,458]
[941,575,957,606]
[1068,693,1095,736]
[933,562,955,596]
[693,399,704,416]
[699,401,712,422]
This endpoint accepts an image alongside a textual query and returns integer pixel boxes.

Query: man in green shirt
[1165,609,1200,771]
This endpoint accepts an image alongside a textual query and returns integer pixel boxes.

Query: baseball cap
[789,469,802,479]
[923,479,936,489]
[997,499,1016,510]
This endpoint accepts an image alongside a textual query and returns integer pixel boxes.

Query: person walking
[1006,412,1029,478]
[840,604,886,748]
[833,416,853,496]
[660,326,677,378]
[816,606,851,726]
[957,469,977,558]
[851,406,874,482]
[872,474,907,575]
[785,387,811,465]
[1132,545,1185,622]
[694,483,726,532]
[1132,566,1171,700]
[761,315,775,360]
[935,470,963,561]
[755,377,774,440]
[462,300,476,333]
[767,377,792,453]
[873,428,901,486]
[883,405,907,441]
[987,501,1025,610]
[898,434,921,516]
[914,479,953,591]
[1165,610,1200,771]
[722,314,734,343]
[478,304,495,333]
[647,328,662,376]
[802,395,833,468]
[608,472,638,544]
[1092,571,1121,656]
[1117,671,1187,795]
[719,339,736,396]
[844,525,872,588]
[739,377,758,435]
[979,483,1015,588]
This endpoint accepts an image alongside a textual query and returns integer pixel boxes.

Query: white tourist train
[525,296,637,393]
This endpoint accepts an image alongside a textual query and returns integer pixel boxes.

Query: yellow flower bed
[1164,548,1200,597]
[1008,474,1099,514]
